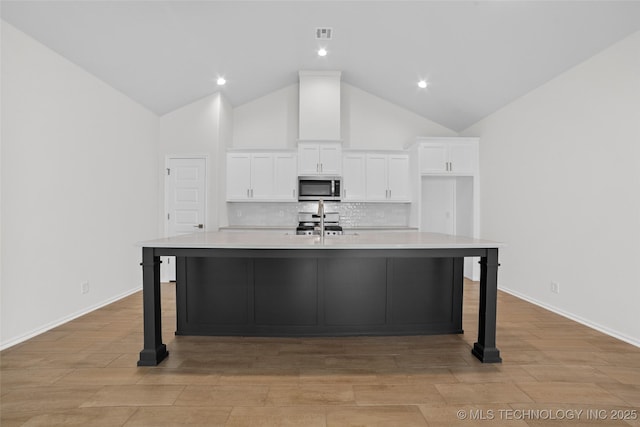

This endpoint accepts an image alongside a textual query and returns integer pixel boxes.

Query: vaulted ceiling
[2,1,640,131]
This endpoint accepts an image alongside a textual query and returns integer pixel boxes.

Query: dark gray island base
[137,233,502,366]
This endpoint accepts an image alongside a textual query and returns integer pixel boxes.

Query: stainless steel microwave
[298,176,341,201]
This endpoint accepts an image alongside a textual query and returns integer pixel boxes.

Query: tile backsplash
[227,202,410,228]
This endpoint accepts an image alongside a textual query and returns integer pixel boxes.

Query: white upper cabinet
[365,153,410,202]
[417,138,478,175]
[319,144,342,175]
[249,153,275,200]
[419,143,448,173]
[272,153,297,200]
[226,153,252,200]
[448,143,478,174]
[298,142,342,175]
[298,71,341,141]
[298,143,319,175]
[342,152,367,201]
[226,151,297,202]
[387,154,411,201]
[365,154,388,201]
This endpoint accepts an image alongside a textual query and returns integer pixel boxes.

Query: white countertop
[219,226,419,232]
[137,231,503,250]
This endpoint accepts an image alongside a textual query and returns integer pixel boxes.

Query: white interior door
[162,157,206,281]
[420,176,455,235]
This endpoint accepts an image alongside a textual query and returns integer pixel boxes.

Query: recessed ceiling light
[317,48,328,57]
[216,77,226,86]
[418,80,428,89]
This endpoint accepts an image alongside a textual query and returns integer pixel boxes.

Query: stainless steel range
[296,211,343,236]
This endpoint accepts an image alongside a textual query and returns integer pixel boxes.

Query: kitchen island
[137,232,503,366]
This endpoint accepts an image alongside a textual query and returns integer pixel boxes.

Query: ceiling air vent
[316,27,333,40]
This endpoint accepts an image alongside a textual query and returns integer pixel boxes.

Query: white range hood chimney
[298,70,341,141]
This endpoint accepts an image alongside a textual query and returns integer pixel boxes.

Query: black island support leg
[472,248,502,363]
[137,247,169,366]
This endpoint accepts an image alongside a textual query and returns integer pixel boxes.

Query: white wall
[231,82,455,149]
[342,84,456,149]
[158,93,225,233]
[217,93,234,228]
[463,31,640,346]
[232,85,298,149]
[1,22,159,349]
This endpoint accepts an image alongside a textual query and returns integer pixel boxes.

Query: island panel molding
[136,231,503,366]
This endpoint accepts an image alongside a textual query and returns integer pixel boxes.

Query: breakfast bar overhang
[137,232,503,366]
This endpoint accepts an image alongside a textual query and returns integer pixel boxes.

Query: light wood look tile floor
[1,280,639,426]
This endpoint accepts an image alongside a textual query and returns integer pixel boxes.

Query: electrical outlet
[550,281,560,294]
[81,281,90,294]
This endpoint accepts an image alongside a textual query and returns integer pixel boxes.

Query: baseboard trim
[0,286,142,351]
[4,284,637,350]
[499,285,640,348]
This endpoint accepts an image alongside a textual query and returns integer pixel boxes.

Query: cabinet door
[298,143,320,175]
[249,153,274,199]
[387,154,410,201]
[342,153,366,201]
[319,143,342,175]
[419,143,448,173]
[365,154,388,201]
[273,153,297,200]
[226,153,252,200]
[449,143,477,174]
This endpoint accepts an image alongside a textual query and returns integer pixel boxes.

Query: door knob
[194,224,204,229]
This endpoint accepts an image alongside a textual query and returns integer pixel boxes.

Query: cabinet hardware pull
[247,189,250,197]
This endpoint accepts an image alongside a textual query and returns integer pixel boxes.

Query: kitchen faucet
[317,199,325,241]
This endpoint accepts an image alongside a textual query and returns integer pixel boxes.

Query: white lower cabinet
[226,151,296,202]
